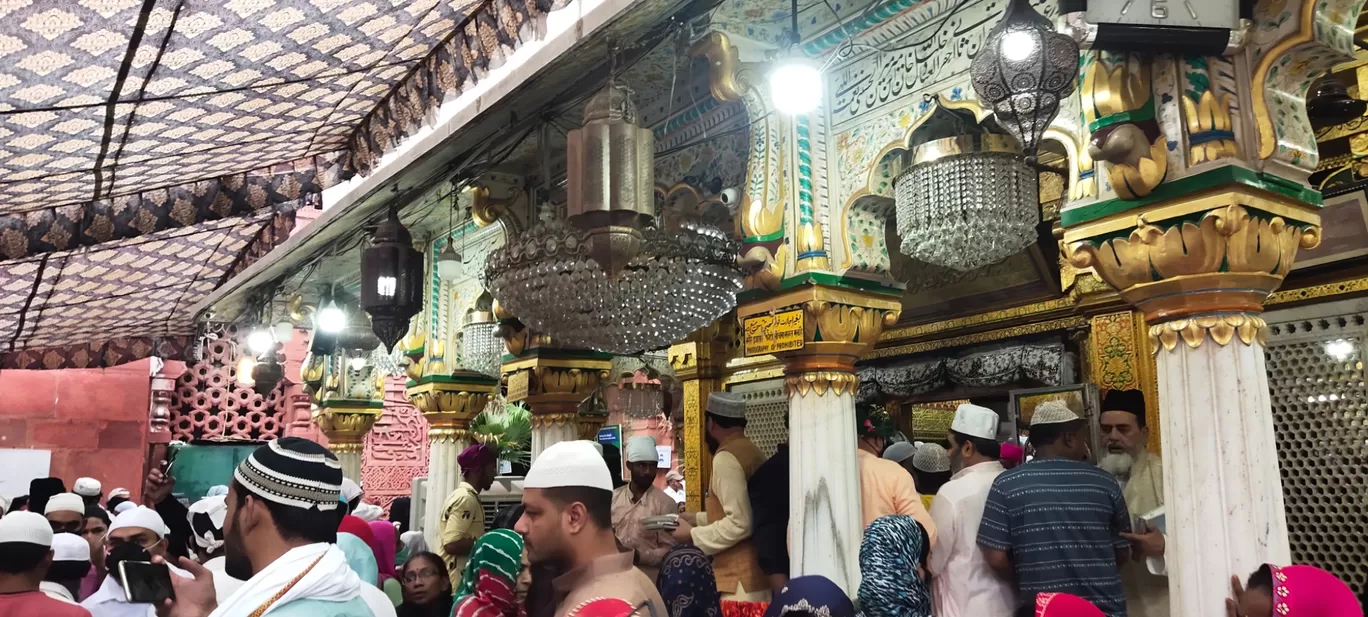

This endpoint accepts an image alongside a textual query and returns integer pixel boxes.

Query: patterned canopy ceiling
[0,0,564,361]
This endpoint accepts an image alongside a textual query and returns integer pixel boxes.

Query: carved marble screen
[731,379,788,457]
[1265,300,1368,592]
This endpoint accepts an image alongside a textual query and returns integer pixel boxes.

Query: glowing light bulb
[317,301,346,333]
[235,356,257,386]
[1325,339,1355,361]
[1001,30,1037,62]
[247,329,274,355]
[349,357,367,371]
[768,59,822,115]
[377,276,398,297]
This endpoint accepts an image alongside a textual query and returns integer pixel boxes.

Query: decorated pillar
[668,319,737,512]
[308,351,386,480]
[736,282,900,595]
[500,319,611,460]
[407,370,499,545]
[1063,4,1363,611]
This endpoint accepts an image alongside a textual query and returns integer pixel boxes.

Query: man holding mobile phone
[81,506,184,617]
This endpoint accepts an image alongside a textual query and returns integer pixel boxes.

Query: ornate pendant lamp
[970,0,1079,157]
[361,207,425,350]
[251,346,285,395]
[337,308,381,370]
[460,292,501,378]
[894,101,1038,271]
[484,81,743,354]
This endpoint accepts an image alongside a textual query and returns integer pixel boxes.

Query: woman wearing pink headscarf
[370,520,402,605]
[1228,564,1363,617]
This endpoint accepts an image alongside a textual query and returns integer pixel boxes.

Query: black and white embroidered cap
[233,437,344,511]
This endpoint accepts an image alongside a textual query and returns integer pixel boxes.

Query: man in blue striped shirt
[977,400,1131,617]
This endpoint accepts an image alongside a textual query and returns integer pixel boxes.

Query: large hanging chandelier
[894,101,1038,272]
[970,0,1079,156]
[484,82,743,355]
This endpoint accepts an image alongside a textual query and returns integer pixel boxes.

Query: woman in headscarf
[762,576,855,617]
[399,551,455,617]
[857,515,932,617]
[339,525,399,617]
[1032,593,1105,617]
[371,520,402,605]
[451,528,525,617]
[1228,564,1363,617]
[656,545,722,617]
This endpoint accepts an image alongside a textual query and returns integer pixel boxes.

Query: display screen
[118,561,176,605]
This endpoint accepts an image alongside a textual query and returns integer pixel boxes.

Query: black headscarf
[390,497,412,536]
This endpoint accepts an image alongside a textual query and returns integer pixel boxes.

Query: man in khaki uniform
[439,443,497,588]
[516,440,665,617]
[671,391,770,602]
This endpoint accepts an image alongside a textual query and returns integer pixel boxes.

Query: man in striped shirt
[977,400,1131,617]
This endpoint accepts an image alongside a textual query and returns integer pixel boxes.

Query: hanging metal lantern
[337,308,381,356]
[970,0,1079,156]
[894,102,1038,271]
[361,207,425,350]
[251,346,285,395]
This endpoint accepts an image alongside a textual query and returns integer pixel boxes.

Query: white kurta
[928,461,1015,617]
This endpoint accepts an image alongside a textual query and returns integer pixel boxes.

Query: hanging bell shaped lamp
[460,291,501,378]
[251,346,285,395]
[337,308,381,363]
[970,0,1079,156]
[436,239,462,281]
[361,207,425,350]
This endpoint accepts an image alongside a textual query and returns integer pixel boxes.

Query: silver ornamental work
[970,0,1079,155]
[461,304,501,378]
[894,134,1038,272]
[483,83,743,354]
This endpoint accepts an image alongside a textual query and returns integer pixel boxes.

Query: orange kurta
[857,449,938,546]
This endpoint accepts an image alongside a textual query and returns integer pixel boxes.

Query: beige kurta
[1121,450,1168,617]
[552,551,667,617]
[610,484,678,582]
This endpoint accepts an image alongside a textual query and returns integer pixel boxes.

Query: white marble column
[334,448,363,484]
[531,422,580,461]
[1155,325,1291,617]
[424,434,470,548]
[789,388,863,595]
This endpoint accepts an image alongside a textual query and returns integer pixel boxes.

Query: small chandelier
[970,0,1079,156]
[361,207,425,350]
[460,292,501,378]
[894,101,1038,271]
[484,82,743,354]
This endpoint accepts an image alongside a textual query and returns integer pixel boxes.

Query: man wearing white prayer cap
[516,440,666,617]
[185,495,244,602]
[156,437,369,617]
[669,391,769,602]
[82,506,184,617]
[609,436,677,581]
[42,532,91,604]
[74,479,103,509]
[45,493,87,535]
[0,511,91,617]
[927,403,1013,617]
[977,400,1131,617]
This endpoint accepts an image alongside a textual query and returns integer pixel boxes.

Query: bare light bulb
[1325,339,1355,362]
[235,356,257,386]
[349,357,368,371]
[246,329,274,355]
[768,59,822,115]
[1001,30,1037,62]
[317,300,346,333]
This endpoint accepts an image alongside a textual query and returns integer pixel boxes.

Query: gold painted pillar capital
[1065,186,1321,352]
[502,350,612,421]
[406,371,500,443]
[667,319,739,513]
[312,400,383,454]
[737,283,901,397]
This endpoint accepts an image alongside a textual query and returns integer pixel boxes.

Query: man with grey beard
[1098,389,1167,617]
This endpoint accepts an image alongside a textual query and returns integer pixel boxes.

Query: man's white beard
[1098,451,1135,477]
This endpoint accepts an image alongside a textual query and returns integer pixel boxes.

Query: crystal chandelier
[970,0,1079,156]
[484,83,743,355]
[461,292,501,378]
[894,101,1038,272]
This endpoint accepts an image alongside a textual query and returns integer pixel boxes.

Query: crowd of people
[0,389,1361,617]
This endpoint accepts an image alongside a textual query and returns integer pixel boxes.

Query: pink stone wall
[361,377,428,512]
[0,358,157,501]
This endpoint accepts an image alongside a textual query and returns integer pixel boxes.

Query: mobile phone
[161,447,179,475]
[118,561,176,604]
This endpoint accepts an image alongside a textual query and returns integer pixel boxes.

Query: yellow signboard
[506,370,530,402]
[742,309,805,357]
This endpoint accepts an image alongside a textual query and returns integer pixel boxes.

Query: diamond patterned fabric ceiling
[0,0,563,362]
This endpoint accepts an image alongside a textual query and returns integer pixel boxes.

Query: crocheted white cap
[1030,399,1082,426]
[525,440,612,491]
[74,477,102,498]
[706,391,747,419]
[951,403,999,440]
[912,443,951,473]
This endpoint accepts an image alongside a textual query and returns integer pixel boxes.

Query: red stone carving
[171,325,286,442]
[362,377,429,514]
